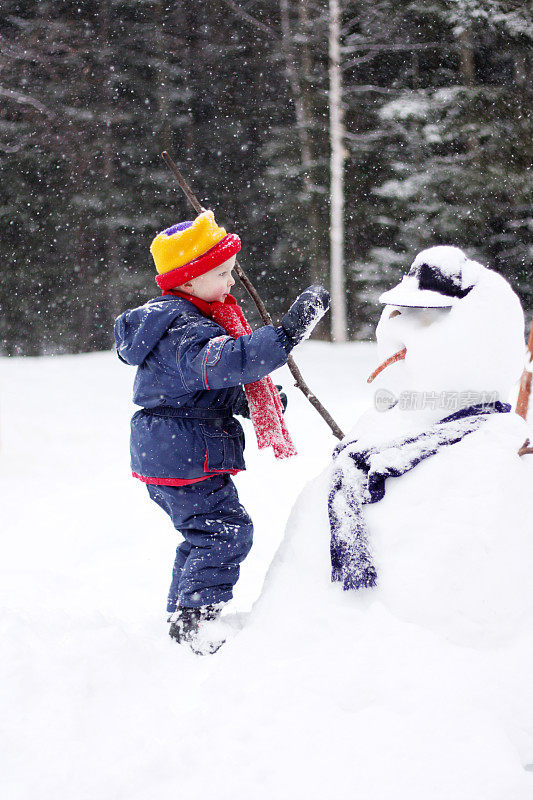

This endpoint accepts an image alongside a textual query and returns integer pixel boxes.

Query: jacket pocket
[200,419,246,472]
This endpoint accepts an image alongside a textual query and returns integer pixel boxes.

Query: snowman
[329,244,533,633]
[175,247,533,798]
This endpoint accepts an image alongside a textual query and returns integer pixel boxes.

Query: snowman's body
[352,404,533,644]
[179,248,533,798]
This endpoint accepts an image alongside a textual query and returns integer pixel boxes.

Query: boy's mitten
[281,285,330,347]
[233,389,250,418]
[234,386,287,418]
[276,386,288,414]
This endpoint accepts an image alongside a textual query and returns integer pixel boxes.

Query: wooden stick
[161,151,345,441]
[518,438,533,457]
[516,316,533,421]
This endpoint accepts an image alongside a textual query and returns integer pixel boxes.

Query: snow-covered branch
[0,85,53,116]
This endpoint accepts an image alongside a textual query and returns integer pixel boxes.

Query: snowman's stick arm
[161,151,345,441]
[518,438,533,457]
[518,438,533,456]
[516,316,533,421]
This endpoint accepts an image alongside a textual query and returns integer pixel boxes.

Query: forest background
[0,0,531,355]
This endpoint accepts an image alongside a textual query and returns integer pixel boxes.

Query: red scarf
[164,290,297,460]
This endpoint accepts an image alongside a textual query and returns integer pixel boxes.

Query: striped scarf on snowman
[328,402,510,591]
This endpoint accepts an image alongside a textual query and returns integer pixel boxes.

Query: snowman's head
[370,246,524,411]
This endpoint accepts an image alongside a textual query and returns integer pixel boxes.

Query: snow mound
[1,334,532,799]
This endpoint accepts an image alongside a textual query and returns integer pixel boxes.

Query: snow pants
[146,475,253,612]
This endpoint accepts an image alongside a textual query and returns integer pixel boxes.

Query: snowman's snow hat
[379,246,477,308]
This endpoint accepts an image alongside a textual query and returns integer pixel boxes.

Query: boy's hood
[114,297,190,365]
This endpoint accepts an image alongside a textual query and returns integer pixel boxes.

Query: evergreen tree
[0,0,530,354]
[346,0,533,334]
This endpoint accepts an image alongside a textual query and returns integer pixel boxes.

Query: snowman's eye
[389,310,401,319]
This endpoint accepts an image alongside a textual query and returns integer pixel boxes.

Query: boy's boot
[169,604,225,654]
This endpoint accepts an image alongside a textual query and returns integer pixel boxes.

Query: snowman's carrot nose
[367,347,407,383]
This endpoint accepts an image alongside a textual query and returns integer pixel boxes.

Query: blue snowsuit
[114,295,292,610]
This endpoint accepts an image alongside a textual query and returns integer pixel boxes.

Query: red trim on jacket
[132,469,241,486]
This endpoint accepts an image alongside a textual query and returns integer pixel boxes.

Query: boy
[114,210,329,652]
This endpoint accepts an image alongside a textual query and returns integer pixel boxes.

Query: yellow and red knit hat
[150,210,241,291]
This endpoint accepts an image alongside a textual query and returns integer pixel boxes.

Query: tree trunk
[298,0,328,289]
[458,28,475,86]
[411,50,420,90]
[329,0,347,342]
[279,0,314,188]
[280,0,328,294]
[456,27,477,157]
[154,0,172,154]
[100,0,122,323]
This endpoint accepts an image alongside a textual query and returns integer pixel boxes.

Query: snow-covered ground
[0,342,375,799]
[1,342,532,799]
